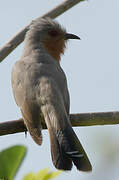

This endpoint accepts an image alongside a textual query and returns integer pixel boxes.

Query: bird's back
[12,52,70,113]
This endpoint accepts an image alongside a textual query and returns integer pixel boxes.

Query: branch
[0,0,85,63]
[0,111,119,136]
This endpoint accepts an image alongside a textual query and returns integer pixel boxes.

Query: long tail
[41,105,92,171]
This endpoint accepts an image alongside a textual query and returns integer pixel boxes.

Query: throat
[43,39,66,62]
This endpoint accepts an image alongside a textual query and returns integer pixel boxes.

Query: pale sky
[0,0,119,180]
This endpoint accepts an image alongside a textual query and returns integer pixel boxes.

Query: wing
[38,76,92,171]
[12,60,26,107]
[37,75,70,129]
[12,59,43,145]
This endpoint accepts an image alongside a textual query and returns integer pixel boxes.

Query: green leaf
[44,171,62,180]
[36,168,49,179]
[23,168,62,180]
[0,145,27,180]
[23,173,36,180]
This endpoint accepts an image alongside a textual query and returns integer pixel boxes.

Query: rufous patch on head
[43,37,66,62]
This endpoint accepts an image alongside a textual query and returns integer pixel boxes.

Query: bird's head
[27,18,80,62]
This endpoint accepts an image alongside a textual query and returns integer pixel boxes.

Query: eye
[48,30,59,37]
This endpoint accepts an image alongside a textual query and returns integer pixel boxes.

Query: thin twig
[0,111,119,136]
[0,0,85,62]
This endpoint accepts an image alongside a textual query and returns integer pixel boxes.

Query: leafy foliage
[0,145,61,180]
[0,145,27,180]
[23,168,62,180]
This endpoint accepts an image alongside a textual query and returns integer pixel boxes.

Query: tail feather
[47,123,92,171]
[55,125,92,171]
[50,127,72,170]
[41,105,92,171]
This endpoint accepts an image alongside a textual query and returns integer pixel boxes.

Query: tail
[41,105,92,171]
[50,124,92,171]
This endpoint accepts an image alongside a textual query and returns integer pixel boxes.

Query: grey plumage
[12,18,92,171]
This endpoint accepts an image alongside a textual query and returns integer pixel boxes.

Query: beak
[64,33,81,40]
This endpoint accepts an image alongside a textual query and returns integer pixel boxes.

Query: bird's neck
[21,38,66,63]
[21,39,46,58]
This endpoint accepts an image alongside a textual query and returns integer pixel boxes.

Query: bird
[11,18,92,171]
